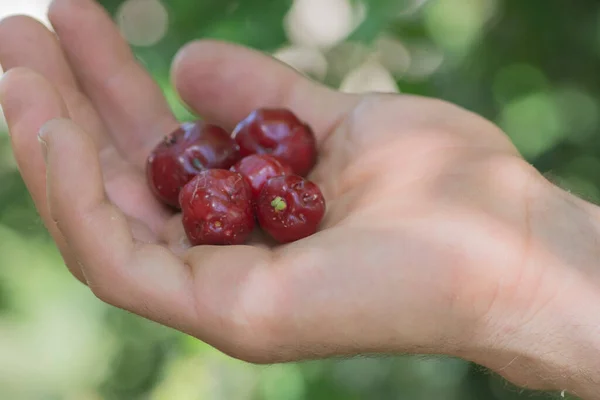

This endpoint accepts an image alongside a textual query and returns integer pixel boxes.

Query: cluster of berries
[146,108,326,245]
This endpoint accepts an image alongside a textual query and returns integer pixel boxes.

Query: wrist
[465,174,600,398]
[474,282,600,397]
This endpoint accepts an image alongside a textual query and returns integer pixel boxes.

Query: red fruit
[179,170,255,246]
[231,108,317,177]
[230,154,293,200]
[147,121,241,208]
[256,175,326,243]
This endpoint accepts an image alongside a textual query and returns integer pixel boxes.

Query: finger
[0,15,111,152]
[172,40,360,142]
[41,117,281,350]
[0,67,85,283]
[48,0,179,167]
[41,118,196,330]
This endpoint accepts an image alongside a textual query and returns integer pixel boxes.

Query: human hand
[3,1,600,398]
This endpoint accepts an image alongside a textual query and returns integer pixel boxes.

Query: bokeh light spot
[273,45,329,81]
[340,58,400,94]
[284,0,357,49]
[116,0,169,47]
[402,39,445,81]
[493,63,549,105]
[424,0,499,55]
[499,91,565,160]
[258,364,305,400]
[397,0,433,17]
[375,34,412,79]
[554,87,600,145]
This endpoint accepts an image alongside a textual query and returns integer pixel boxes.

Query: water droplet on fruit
[303,193,318,203]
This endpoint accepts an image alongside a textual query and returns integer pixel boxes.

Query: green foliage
[0,0,597,399]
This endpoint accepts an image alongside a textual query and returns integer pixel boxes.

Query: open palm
[0,0,542,366]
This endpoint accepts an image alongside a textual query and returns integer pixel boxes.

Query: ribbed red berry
[179,170,255,246]
[256,175,326,243]
[147,121,240,208]
[231,108,317,177]
[230,154,293,200]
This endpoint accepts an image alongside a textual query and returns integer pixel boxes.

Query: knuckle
[224,306,286,364]
[82,266,122,307]
[88,281,119,307]
[219,339,280,365]
[219,271,291,364]
[65,258,88,285]
[86,278,108,301]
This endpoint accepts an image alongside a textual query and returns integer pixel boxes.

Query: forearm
[468,177,600,398]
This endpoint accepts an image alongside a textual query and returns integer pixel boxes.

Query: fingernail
[38,129,48,164]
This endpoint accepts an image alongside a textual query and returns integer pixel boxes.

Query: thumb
[171,40,359,143]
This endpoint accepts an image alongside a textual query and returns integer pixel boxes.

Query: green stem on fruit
[271,196,287,212]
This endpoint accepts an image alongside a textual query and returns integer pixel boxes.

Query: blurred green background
[0,0,596,398]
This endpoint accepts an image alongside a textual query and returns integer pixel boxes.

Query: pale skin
[1,0,600,398]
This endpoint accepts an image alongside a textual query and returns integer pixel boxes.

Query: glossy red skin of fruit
[179,169,255,246]
[230,154,293,200]
[256,175,326,243]
[231,108,317,177]
[147,121,241,208]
